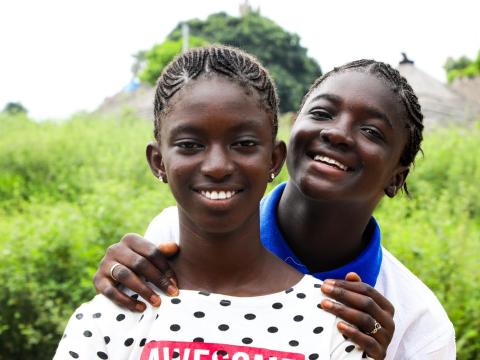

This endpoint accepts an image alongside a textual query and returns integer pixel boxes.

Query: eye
[231,139,258,152]
[175,141,204,151]
[362,127,385,141]
[310,108,333,121]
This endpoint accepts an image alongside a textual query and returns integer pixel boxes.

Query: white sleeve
[330,319,366,359]
[404,325,456,360]
[53,301,108,359]
[144,206,180,246]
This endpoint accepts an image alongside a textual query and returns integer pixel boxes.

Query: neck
[170,210,291,295]
[277,181,376,272]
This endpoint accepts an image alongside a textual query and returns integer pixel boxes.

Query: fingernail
[337,322,349,331]
[322,284,333,293]
[169,277,177,288]
[135,302,146,312]
[322,299,333,309]
[150,294,161,307]
[167,285,179,297]
[324,279,335,285]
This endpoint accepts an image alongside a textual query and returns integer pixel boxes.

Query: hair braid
[153,45,279,140]
[301,59,424,194]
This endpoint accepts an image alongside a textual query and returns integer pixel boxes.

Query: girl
[93,59,455,359]
[54,46,364,359]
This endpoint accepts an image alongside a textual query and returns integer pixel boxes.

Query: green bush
[0,113,478,359]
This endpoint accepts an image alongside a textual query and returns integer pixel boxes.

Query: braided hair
[153,45,279,140]
[301,59,424,194]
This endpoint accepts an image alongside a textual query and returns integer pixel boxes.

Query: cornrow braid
[153,45,279,140]
[301,59,424,195]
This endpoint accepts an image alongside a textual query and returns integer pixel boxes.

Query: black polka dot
[317,303,323,309]
[139,314,144,322]
[272,302,283,309]
[199,291,210,296]
[124,338,134,346]
[296,293,306,299]
[173,351,180,358]
[69,351,79,358]
[170,324,181,331]
[194,311,205,318]
[309,354,319,360]
[93,312,102,319]
[104,336,110,344]
[116,314,125,321]
[83,330,92,337]
[244,313,256,320]
[140,338,146,347]
[242,337,253,344]
[171,298,181,304]
[313,326,324,334]
[97,351,108,359]
[285,288,294,294]
[345,345,355,353]
[155,314,159,320]
[289,340,299,347]
[293,315,304,322]
[131,293,139,299]
[75,313,83,320]
[218,324,229,331]
[193,337,204,342]
[217,350,228,357]
[220,300,231,306]
[267,326,278,333]
[314,284,321,288]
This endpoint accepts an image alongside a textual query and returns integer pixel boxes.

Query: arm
[321,273,394,360]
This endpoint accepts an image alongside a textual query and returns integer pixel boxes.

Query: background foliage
[444,50,480,82]
[137,12,322,112]
[0,113,479,359]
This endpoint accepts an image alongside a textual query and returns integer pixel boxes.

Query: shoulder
[377,248,455,359]
[144,206,179,245]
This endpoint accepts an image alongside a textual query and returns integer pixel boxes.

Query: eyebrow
[310,93,393,128]
[168,119,267,138]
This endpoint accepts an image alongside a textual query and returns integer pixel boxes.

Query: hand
[320,272,394,359]
[93,233,179,312]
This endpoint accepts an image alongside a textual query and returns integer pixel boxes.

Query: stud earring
[270,173,275,181]
[158,174,167,183]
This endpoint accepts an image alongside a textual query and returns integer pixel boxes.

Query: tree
[139,37,207,85]
[2,102,27,115]
[444,51,480,82]
[144,12,321,112]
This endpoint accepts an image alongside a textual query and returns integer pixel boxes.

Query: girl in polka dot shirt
[54,46,366,360]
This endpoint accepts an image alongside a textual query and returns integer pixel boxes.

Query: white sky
[0,0,478,120]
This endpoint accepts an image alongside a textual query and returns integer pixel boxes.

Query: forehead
[307,71,407,128]
[162,77,272,135]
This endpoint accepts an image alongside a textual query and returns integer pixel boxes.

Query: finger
[345,272,362,282]
[122,234,178,288]
[95,277,147,313]
[158,242,180,257]
[337,321,386,359]
[320,297,392,340]
[323,279,395,316]
[110,262,163,307]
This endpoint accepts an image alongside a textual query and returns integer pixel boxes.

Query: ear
[146,141,167,183]
[268,140,287,182]
[384,166,409,198]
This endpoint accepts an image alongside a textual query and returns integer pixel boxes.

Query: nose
[320,125,355,150]
[200,144,235,180]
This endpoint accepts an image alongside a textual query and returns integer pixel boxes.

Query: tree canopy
[138,12,321,112]
[2,102,27,115]
[444,50,480,82]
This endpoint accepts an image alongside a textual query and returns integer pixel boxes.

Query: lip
[306,149,356,172]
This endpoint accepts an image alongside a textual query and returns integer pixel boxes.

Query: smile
[199,190,237,200]
[313,155,349,171]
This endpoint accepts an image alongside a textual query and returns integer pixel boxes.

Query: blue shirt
[259,182,383,286]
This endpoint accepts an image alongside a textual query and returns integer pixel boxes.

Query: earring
[158,174,167,183]
[270,173,275,181]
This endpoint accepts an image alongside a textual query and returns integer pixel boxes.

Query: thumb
[158,242,180,257]
[345,272,362,282]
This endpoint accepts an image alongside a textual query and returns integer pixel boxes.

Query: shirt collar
[260,182,382,287]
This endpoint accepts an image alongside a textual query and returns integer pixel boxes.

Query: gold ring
[368,320,382,335]
[109,263,122,282]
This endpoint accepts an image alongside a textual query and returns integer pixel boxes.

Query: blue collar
[259,182,383,287]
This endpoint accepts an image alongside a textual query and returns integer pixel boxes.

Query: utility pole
[182,23,189,53]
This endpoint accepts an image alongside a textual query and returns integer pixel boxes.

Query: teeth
[313,155,348,171]
[200,190,236,200]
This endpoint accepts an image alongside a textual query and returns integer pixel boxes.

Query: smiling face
[147,76,285,234]
[287,71,409,206]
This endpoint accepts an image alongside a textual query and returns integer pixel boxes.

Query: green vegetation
[444,50,480,82]
[136,12,321,112]
[0,113,479,359]
[2,102,27,115]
